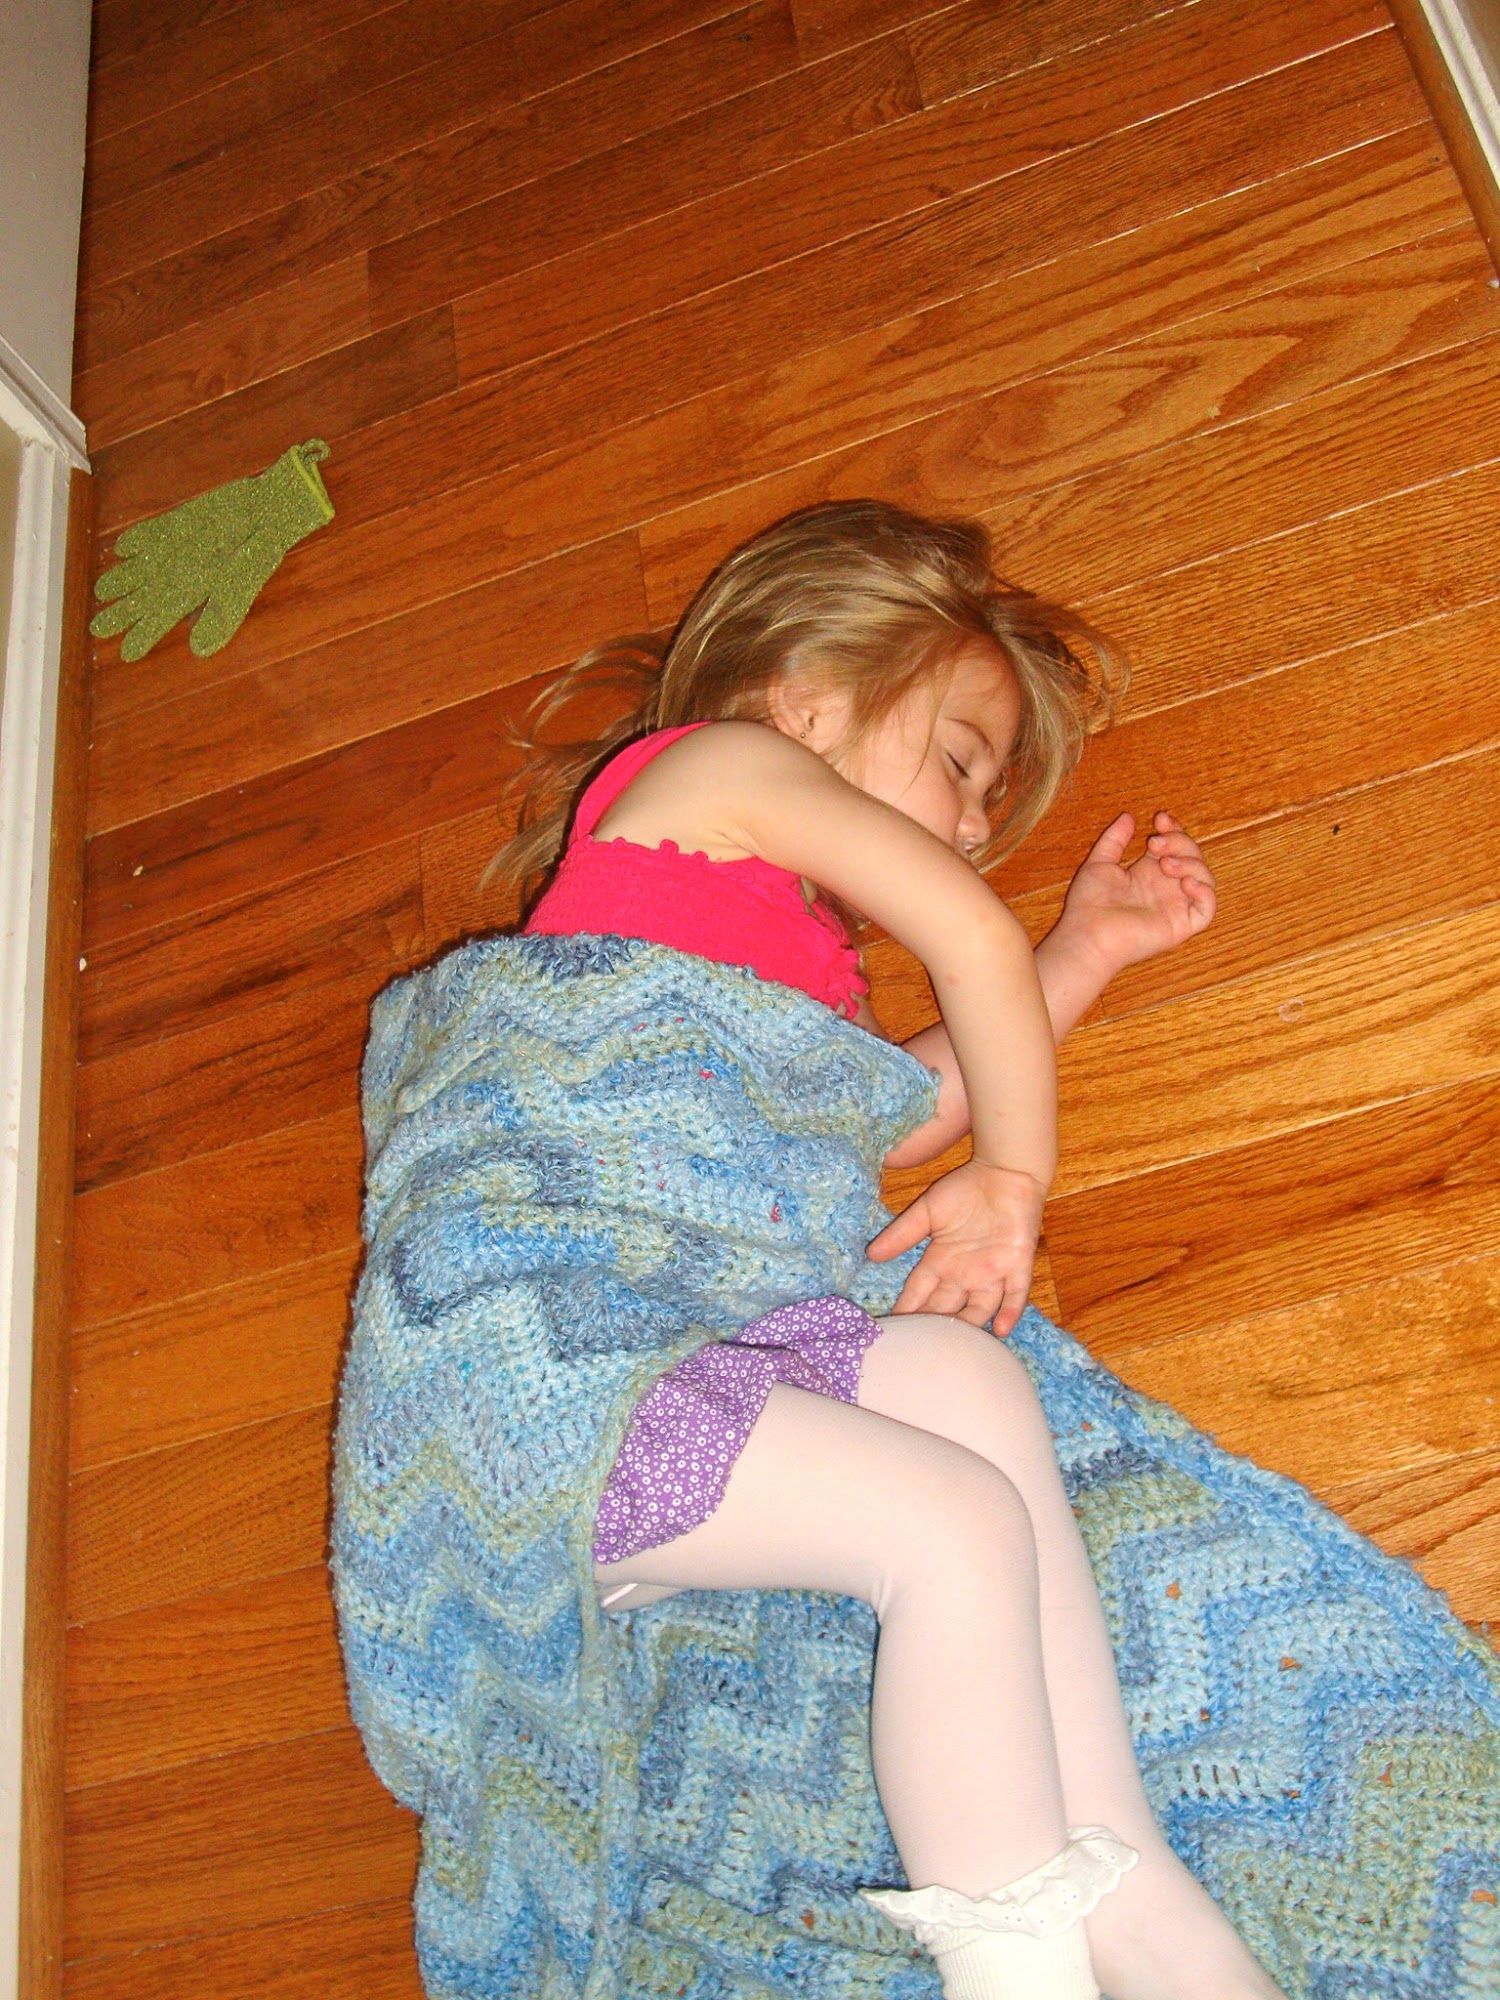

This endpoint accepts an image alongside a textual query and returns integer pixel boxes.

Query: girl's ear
[764,672,823,743]
[766,672,854,753]
[763,674,801,737]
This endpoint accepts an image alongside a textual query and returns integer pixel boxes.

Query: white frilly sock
[861,1825,1139,2000]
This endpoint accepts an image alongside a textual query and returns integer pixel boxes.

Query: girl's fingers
[1148,830,1202,860]
[967,1288,1008,1333]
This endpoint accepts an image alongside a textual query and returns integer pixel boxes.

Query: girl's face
[829,646,1022,858]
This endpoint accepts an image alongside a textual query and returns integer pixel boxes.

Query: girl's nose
[958,803,988,853]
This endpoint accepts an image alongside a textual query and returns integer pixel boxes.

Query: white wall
[0,0,93,457]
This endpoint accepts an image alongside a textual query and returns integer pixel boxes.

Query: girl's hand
[866,1159,1046,1338]
[1058,809,1216,982]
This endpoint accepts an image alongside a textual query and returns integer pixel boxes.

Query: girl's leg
[594,1376,1074,1896]
[854,1314,1286,2000]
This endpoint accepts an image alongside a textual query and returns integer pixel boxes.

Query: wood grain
[467,13,1416,383]
[78,843,424,1065]
[70,1106,363,1330]
[84,528,644,832]
[63,1727,415,1958]
[76,1,898,373]
[67,1406,334,1626]
[66,1565,345,1789]
[69,1248,356,1473]
[63,1893,422,1999]
[1045,1075,1500,1353]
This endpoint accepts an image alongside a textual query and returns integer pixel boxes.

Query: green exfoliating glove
[90,438,335,663]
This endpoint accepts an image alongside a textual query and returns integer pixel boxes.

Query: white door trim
[1416,0,1500,179]
[0,364,83,2000]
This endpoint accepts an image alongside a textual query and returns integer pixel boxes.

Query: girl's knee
[878,1311,1046,1426]
[884,1435,1038,1612]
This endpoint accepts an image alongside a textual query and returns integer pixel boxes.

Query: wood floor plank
[69,1248,355,1473]
[86,684,548,958]
[82,53,1428,721]
[1075,463,1500,704]
[462,5,1408,381]
[66,1565,344,1789]
[367,24,923,332]
[401,145,1473,572]
[63,1727,415,1959]
[91,305,457,538]
[87,0,406,142]
[453,125,1462,479]
[1325,1449,1500,1630]
[86,528,642,809]
[75,971,372,1191]
[790,0,950,62]
[82,188,1480,836]
[144,127,1463,715]
[74,253,373,455]
[640,299,1500,635]
[421,806,525,953]
[87,0,794,292]
[1108,1253,1500,1490]
[77,841,424,1064]
[88,0,369,77]
[1054,902,1500,1196]
[374,0,1360,336]
[68,1408,333,1625]
[864,734,1500,1070]
[70,1106,363,1330]
[1087,745,1500,1020]
[992,345,1500,610]
[1004,583,1500,895]
[64,1891,422,2000]
[907,0,1196,109]
[86,0,602,218]
[1044,1075,1500,1355]
[1072,468,1500,720]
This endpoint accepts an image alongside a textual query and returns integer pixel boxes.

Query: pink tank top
[523,722,869,1020]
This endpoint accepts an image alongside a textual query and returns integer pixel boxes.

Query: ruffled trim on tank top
[552,831,869,1017]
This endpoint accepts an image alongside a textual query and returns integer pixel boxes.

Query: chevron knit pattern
[329,932,1500,2000]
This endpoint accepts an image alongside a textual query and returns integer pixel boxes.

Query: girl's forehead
[943,647,1020,720]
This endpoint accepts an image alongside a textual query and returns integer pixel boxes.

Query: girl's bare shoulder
[588,719,799,863]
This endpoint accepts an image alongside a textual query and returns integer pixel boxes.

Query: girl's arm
[882,810,1217,1171]
[720,728,1059,1192]
[880,921,1111,1170]
[719,721,1057,1330]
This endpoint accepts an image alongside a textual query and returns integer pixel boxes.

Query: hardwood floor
[65,0,1500,1987]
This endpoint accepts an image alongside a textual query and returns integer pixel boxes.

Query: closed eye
[947,753,970,778]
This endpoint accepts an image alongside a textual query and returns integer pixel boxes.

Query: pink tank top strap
[571,722,712,842]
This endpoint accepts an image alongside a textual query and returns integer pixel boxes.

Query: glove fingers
[92,573,213,661]
[92,558,152,607]
[89,594,140,640]
[188,527,285,655]
[122,588,213,662]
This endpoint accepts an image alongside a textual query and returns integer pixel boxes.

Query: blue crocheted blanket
[329,932,1500,1999]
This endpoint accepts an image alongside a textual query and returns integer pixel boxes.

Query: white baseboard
[1416,0,1500,181]
[0,424,72,2000]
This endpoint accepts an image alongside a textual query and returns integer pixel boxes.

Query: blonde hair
[486,499,1128,936]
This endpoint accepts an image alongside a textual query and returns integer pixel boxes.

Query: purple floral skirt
[591,1295,886,1567]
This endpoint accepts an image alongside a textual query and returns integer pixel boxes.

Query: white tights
[593,1314,1286,2000]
